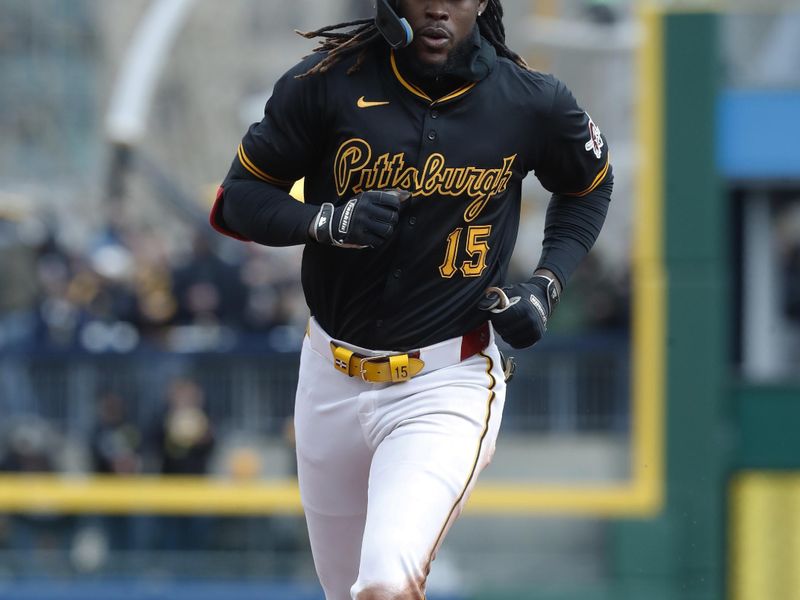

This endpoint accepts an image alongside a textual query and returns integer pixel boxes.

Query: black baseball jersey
[217,36,610,350]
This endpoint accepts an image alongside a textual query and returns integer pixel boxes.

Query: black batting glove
[310,189,410,249]
[478,275,560,349]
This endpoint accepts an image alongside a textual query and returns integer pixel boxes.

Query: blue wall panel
[717,90,800,179]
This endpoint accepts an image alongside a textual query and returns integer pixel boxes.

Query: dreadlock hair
[476,0,529,70]
[295,0,528,79]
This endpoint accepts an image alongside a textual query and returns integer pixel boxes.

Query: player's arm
[481,78,613,349]
[211,161,317,246]
[210,59,325,247]
[211,58,406,249]
[214,168,408,250]
[534,78,613,290]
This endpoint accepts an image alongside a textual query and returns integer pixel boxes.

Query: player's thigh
[353,349,507,596]
[294,339,376,599]
[294,336,374,515]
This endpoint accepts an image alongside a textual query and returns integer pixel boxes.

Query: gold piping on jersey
[435,81,479,105]
[567,154,610,197]
[390,51,477,106]
[237,144,294,188]
[334,138,516,222]
[426,351,497,574]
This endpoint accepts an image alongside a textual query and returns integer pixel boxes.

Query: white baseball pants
[294,318,507,600]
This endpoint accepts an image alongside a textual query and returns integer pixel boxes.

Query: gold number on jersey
[438,225,492,279]
[439,228,463,278]
[462,225,491,277]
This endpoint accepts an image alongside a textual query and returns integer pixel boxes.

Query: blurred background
[0,0,798,599]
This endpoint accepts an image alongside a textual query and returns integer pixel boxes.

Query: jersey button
[430,110,439,119]
[408,216,417,226]
[393,269,402,279]
[427,130,437,141]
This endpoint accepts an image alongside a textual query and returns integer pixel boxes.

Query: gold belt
[330,343,424,384]
[327,323,491,384]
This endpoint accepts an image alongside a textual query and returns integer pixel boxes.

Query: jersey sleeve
[228,57,328,190]
[534,78,610,196]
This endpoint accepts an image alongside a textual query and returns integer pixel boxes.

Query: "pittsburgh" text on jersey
[335,138,516,222]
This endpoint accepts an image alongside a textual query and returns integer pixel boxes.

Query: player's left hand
[478,275,560,349]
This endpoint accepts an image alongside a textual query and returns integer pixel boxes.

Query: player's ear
[477,0,490,16]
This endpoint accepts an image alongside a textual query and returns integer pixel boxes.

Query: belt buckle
[359,355,390,382]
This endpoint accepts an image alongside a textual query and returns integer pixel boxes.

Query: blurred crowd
[0,209,308,355]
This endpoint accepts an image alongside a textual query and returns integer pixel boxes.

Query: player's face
[397,0,489,68]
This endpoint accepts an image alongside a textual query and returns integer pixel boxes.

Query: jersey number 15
[439,225,492,279]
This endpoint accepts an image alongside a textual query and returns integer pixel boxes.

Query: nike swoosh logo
[357,96,390,109]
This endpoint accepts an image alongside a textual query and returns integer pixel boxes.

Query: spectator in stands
[88,389,144,551]
[149,377,215,476]
[0,417,58,473]
[171,233,246,329]
[90,389,143,475]
[32,229,82,349]
[126,230,178,343]
[0,416,74,572]
[147,377,216,550]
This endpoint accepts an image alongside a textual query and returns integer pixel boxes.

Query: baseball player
[210,1,612,598]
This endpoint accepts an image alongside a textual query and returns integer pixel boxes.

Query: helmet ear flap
[375,0,413,49]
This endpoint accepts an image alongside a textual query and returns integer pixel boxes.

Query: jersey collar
[449,27,497,82]
[389,30,496,106]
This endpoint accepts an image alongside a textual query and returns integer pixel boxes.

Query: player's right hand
[310,189,410,249]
